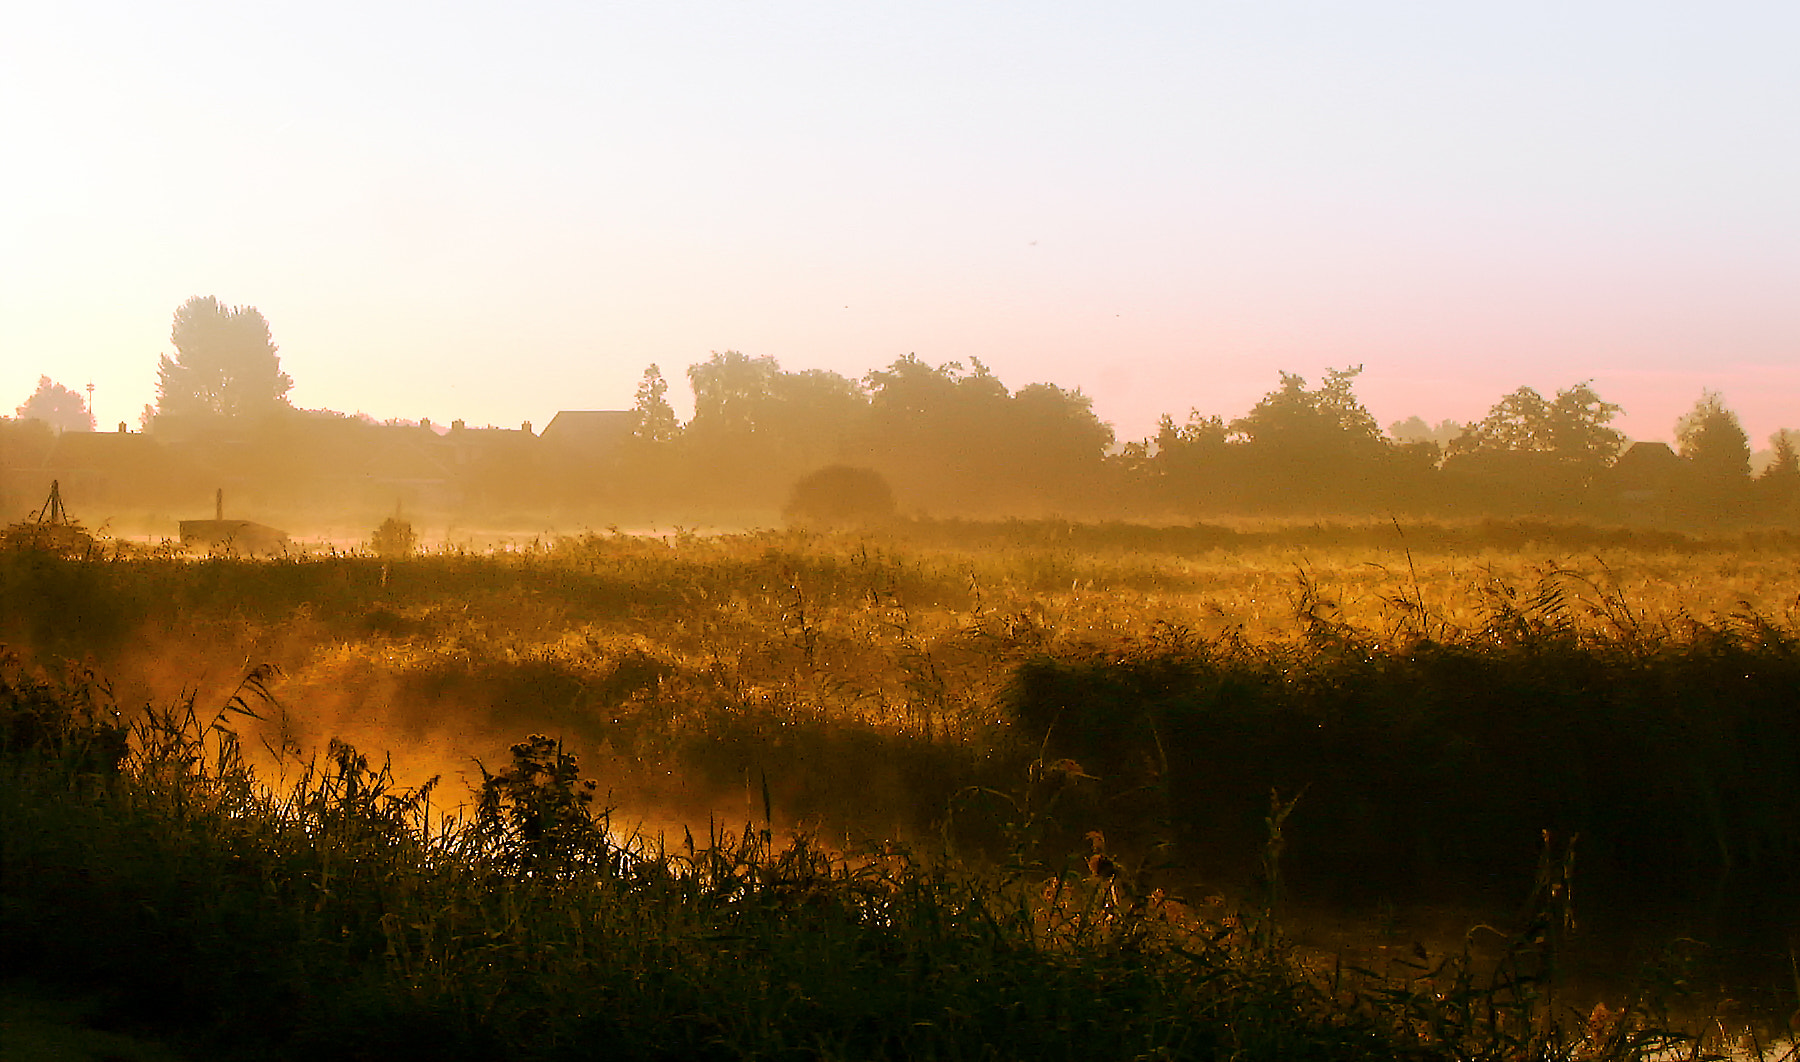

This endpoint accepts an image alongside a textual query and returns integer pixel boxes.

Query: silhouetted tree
[155,296,293,420]
[864,355,999,488]
[866,354,975,421]
[1450,381,1624,471]
[677,351,869,508]
[1450,387,1548,455]
[1232,367,1382,453]
[1675,391,1751,481]
[862,356,1110,511]
[1759,431,1800,521]
[1140,410,1232,506]
[370,516,417,558]
[14,376,94,433]
[767,368,868,457]
[685,350,782,440]
[1665,392,1754,522]
[1763,431,1799,483]
[1440,381,1624,514]
[1229,367,1386,506]
[1157,410,1229,463]
[1006,383,1114,469]
[630,364,679,445]
[685,352,866,458]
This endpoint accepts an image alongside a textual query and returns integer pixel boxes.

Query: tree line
[7,296,1798,525]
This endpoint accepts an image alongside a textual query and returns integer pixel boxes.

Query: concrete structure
[178,489,291,557]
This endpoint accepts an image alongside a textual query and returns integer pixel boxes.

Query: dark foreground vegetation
[4,665,1786,1062]
[3,519,1799,1058]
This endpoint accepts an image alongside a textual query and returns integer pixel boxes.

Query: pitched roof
[1611,441,1679,482]
[540,410,635,451]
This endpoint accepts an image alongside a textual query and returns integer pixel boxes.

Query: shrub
[783,465,896,528]
[369,516,416,558]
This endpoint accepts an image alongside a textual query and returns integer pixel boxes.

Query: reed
[7,661,1767,1060]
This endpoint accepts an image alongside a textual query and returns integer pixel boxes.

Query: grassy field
[3,517,1799,1058]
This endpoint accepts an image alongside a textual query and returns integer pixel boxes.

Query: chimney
[215,488,223,521]
[118,421,127,433]
[522,420,533,436]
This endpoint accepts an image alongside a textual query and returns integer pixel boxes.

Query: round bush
[783,466,897,528]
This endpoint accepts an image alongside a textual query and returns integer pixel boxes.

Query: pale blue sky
[3,1,1796,447]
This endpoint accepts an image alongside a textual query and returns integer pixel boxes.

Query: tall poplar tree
[1675,391,1751,481]
[630,364,679,444]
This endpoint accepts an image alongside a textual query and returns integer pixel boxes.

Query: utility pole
[85,382,95,429]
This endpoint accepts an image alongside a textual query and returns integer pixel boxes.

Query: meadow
[3,516,1798,1059]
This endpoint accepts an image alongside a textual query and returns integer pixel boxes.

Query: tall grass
[5,655,1774,1060]
[1003,570,1800,911]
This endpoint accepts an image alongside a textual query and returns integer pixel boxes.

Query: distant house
[20,427,191,513]
[539,411,635,459]
[444,420,543,509]
[357,423,461,511]
[446,419,538,467]
[1609,441,1681,517]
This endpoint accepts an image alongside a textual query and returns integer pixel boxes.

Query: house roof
[358,427,456,483]
[540,410,635,450]
[1610,441,1680,489]
[40,430,167,473]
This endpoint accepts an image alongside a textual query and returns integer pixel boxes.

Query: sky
[3,1,1796,450]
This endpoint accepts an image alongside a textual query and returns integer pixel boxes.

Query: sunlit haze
[3,1,1795,447]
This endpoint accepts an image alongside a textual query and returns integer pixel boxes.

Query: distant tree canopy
[15,376,94,433]
[686,351,783,440]
[1218,367,1387,500]
[863,355,1113,509]
[1448,381,1625,470]
[1676,391,1751,481]
[864,356,1112,460]
[1231,368,1382,454]
[15,325,1791,526]
[156,296,293,420]
[1155,410,1229,464]
[642,351,1118,512]
[1009,382,1114,467]
[1388,416,1465,449]
[683,351,867,468]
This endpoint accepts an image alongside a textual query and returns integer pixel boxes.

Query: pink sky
[4,2,1795,450]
